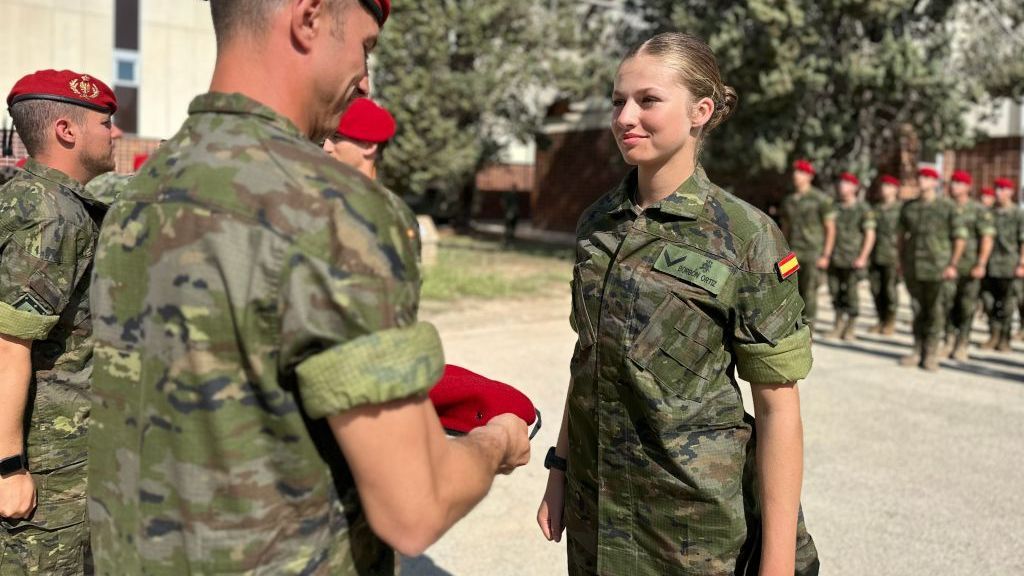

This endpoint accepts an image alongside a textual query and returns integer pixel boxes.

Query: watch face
[0,454,25,476]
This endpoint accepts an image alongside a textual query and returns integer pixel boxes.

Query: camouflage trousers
[827,267,861,317]
[0,462,90,575]
[983,277,1017,339]
[868,264,899,323]
[905,279,949,348]
[943,276,981,339]
[794,250,821,327]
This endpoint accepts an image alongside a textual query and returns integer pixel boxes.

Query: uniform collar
[610,165,710,219]
[188,92,305,140]
[22,158,86,196]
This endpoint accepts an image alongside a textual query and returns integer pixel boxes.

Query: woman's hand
[537,470,566,542]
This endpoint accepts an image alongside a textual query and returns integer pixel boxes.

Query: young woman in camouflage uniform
[537,33,818,575]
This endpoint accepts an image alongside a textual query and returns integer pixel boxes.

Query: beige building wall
[138,1,216,138]
[0,0,114,98]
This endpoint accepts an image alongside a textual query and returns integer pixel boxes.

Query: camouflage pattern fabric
[0,159,107,575]
[81,172,133,206]
[565,166,817,575]
[944,201,995,339]
[87,93,444,575]
[779,187,835,326]
[984,206,1024,338]
[870,201,902,267]
[898,196,966,348]
[827,201,875,317]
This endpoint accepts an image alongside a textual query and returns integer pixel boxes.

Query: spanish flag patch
[776,252,799,281]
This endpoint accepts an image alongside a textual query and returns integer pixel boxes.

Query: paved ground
[403,288,1024,576]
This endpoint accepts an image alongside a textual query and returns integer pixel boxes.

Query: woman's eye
[611,99,625,107]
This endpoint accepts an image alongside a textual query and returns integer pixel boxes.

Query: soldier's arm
[0,334,36,519]
[818,218,836,269]
[974,235,994,278]
[855,215,876,268]
[752,382,803,576]
[329,400,529,556]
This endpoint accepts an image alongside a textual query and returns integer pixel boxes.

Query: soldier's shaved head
[9,100,85,156]
[208,0,353,45]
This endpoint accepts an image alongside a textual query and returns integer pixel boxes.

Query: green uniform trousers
[984,277,1017,339]
[869,264,899,323]
[944,276,981,339]
[906,279,949,348]
[828,267,861,317]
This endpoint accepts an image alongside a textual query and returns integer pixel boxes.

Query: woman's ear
[690,96,715,129]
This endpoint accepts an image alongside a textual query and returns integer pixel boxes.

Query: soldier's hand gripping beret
[429,365,541,439]
[336,98,396,143]
[358,0,391,26]
[7,69,117,114]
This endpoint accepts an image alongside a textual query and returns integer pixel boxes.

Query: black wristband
[0,454,27,477]
[544,446,567,472]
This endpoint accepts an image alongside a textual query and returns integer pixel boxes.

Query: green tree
[373,1,584,222]
[957,0,1024,100]
[621,0,977,188]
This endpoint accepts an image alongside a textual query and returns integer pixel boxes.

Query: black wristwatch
[544,447,567,472]
[0,454,27,478]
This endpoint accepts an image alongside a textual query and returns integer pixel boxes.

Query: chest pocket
[627,293,721,401]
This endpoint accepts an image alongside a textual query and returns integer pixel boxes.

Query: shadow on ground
[400,555,456,576]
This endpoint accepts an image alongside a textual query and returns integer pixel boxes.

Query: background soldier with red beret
[779,159,837,330]
[898,167,967,371]
[826,172,876,340]
[982,178,1024,352]
[323,96,396,181]
[942,170,994,360]
[0,68,120,574]
[869,174,903,335]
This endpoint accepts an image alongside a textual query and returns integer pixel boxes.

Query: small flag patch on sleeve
[776,252,800,281]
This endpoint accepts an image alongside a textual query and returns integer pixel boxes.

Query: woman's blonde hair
[622,32,738,136]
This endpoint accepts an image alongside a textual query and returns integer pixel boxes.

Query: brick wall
[945,136,1022,197]
[532,128,628,232]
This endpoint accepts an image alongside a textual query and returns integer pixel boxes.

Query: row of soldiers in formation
[778,159,1023,371]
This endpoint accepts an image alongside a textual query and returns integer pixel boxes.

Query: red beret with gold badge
[358,0,391,26]
[429,365,540,438]
[7,69,117,114]
[336,98,396,143]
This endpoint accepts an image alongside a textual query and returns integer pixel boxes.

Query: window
[114,50,139,87]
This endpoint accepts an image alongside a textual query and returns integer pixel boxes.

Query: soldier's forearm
[949,239,966,267]
[859,230,876,261]
[821,221,836,257]
[0,334,32,456]
[977,236,994,268]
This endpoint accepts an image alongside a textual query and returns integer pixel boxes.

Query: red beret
[336,98,396,143]
[917,166,940,179]
[133,153,149,172]
[7,69,117,114]
[950,170,972,184]
[994,177,1016,190]
[793,159,815,175]
[429,365,538,436]
[358,0,390,26]
[981,187,995,198]
[839,172,859,186]
[15,157,27,169]
[880,174,900,186]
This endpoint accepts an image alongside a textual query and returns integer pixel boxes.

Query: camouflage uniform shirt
[830,201,876,268]
[954,200,995,275]
[565,167,814,575]
[898,196,967,281]
[0,159,106,531]
[81,171,134,206]
[870,201,902,267]
[88,93,444,575]
[987,205,1024,278]
[778,187,835,255]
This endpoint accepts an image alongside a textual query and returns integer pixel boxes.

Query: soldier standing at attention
[87,1,530,574]
[980,178,1024,352]
[780,159,836,330]
[868,174,903,335]
[537,32,818,575]
[898,167,966,371]
[826,172,876,340]
[943,170,994,360]
[0,69,120,574]
[978,186,998,330]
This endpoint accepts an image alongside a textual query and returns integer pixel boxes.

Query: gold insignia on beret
[69,75,100,100]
